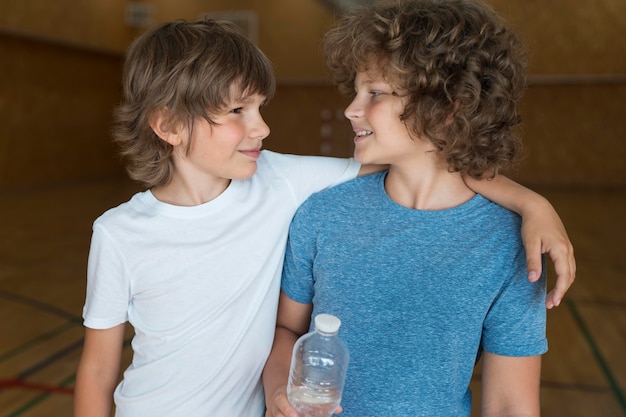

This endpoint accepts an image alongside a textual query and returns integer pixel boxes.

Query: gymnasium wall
[0,0,624,190]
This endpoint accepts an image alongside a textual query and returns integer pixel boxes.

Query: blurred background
[0,0,624,416]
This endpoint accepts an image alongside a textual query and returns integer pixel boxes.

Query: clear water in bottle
[287,314,349,417]
[288,386,340,417]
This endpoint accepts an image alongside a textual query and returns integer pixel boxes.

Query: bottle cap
[314,314,341,335]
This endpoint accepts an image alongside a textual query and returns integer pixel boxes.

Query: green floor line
[567,299,626,413]
[2,340,133,417]
[0,322,76,364]
[3,372,76,417]
[6,392,50,417]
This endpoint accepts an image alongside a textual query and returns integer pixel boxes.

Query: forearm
[464,174,547,216]
[73,371,117,417]
[481,353,541,417]
[74,326,125,417]
[262,326,299,407]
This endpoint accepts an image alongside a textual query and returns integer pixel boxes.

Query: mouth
[354,129,372,142]
[240,148,262,159]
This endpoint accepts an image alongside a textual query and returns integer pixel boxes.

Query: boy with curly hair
[264,1,552,416]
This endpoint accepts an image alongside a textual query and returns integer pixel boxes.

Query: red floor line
[0,378,74,395]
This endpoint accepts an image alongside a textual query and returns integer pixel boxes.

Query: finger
[546,283,566,309]
[524,239,543,283]
[268,407,296,417]
[268,392,299,417]
[569,244,577,283]
[279,400,299,417]
[545,245,576,309]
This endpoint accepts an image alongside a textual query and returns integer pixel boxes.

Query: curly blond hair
[113,19,275,187]
[324,0,527,179]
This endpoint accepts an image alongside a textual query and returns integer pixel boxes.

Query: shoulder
[465,197,524,259]
[310,170,380,198]
[258,150,359,178]
[255,150,361,205]
[257,150,298,167]
[486,197,522,230]
[258,150,343,170]
[470,195,521,225]
[296,172,383,216]
[93,191,150,229]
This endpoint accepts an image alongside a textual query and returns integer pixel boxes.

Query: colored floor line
[5,393,49,417]
[0,379,73,394]
[0,290,82,323]
[567,299,626,413]
[2,373,77,417]
[1,340,131,417]
[16,339,84,379]
[0,322,76,364]
[0,326,82,416]
[0,341,81,417]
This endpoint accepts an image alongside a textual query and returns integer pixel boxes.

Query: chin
[232,163,258,180]
[353,150,373,165]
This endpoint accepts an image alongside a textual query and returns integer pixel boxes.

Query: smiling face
[344,69,434,166]
[173,85,270,186]
[195,88,269,180]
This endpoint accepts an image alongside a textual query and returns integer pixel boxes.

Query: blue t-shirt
[281,171,547,417]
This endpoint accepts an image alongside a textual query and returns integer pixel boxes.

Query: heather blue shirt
[281,171,547,417]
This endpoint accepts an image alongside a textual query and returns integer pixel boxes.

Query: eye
[230,107,243,114]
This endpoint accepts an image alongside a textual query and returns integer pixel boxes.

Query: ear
[149,107,183,146]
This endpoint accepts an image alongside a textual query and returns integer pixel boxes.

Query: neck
[151,174,231,206]
[384,162,475,211]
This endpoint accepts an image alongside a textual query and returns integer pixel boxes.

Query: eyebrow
[228,94,268,109]
[356,78,391,90]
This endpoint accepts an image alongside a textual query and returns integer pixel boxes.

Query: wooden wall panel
[0,0,129,53]
[484,0,626,187]
[514,83,626,187]
[263,84,353,157]
[0,35,125,189]
[255,0,335,80]
[489,0,626,74]
[0,0,334,79]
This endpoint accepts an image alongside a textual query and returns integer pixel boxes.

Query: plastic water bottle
[287,314,349,417]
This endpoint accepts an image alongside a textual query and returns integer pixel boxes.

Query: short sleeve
[82,222,131,329]
[482,253,548,356]
[261,151,360,205]
[280,201,318,304]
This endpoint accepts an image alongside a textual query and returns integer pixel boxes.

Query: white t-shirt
[82,151,360,417]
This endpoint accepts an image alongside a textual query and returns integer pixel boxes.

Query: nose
[344,96,362,120]
[253,114,270,141]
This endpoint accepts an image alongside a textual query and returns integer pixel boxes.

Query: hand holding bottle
[286,314,349,417]
[264,385,343,417]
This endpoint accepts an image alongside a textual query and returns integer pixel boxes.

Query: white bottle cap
[314,314,341,335]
